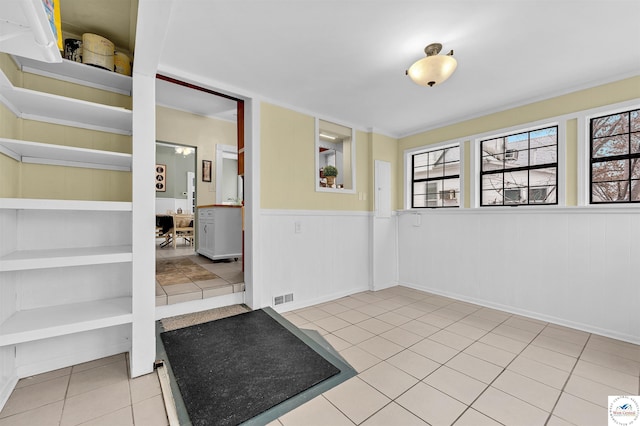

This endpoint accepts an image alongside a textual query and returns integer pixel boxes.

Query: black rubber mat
[160,308,341,425]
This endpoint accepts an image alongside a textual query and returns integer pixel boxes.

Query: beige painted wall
[0,53,132,201]
[0,54,20,197]
[3,47,635,211]
[260,102,375,211]
[370,132,399,211]
[155,105,237,207]
[398,76,640,209]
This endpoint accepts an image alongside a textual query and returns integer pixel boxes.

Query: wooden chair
[156,214,174,248]
[170,214,194,248]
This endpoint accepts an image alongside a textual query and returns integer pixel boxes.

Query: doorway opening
[216,144,243,205]
[154,75,246,309]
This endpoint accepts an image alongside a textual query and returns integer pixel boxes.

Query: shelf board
[0,0,62,64]
[12,56,132,96]
[0,297,132,347]
[0,198,132,211]
[0,138,132,171]
[0,245,132,272]
[0,69,132,135]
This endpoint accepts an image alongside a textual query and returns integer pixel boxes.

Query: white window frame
[315,117,357,194]
[404,139,462,210]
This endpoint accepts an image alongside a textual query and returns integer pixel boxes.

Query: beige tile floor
[276,286,640,426]
[2,285,639,425]
[155,245,244,306]
[0,353,167,426]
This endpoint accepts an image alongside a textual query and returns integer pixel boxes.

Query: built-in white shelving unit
[12,56,132,95]
[0,0,62,63]
[0,69,132,135]
[0,244,133,271]
[0,297,132,346]
[0,198,132,211]
[0,138,132,171]
[0,0,136,406]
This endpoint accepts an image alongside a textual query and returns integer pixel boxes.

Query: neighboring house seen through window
[590,108,640,204]
[411,144,460,208]
[480,126,558,206]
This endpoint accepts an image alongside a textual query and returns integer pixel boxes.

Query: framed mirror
[315,118,356,192]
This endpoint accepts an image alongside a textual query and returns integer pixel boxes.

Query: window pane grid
[590,108,640,204]
[411,145,460,208]
[480,126,558,206]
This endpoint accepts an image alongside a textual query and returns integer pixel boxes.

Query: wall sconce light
[406,43,457,87]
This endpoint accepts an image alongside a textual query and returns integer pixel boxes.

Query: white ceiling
[147,0,639,138]
[155,79,238,122]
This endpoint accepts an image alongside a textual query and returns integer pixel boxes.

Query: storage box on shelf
[0,36,134,409]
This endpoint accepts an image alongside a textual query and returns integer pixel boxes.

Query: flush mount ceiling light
[319,133,336,140]
[175,146,194,156]
[406,43,457,87]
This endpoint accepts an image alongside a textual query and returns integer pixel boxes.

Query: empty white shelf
[0,297,132,346]
[0,138,132,171]
[0,69,132,135]
[0,245,133,272]
[0,198,132,211]
[12,56,132,96]
[0,0,62,63]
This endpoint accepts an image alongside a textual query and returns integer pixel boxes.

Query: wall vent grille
[274,293,294,305]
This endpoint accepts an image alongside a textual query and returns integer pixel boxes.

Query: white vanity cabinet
[197,206,242,261]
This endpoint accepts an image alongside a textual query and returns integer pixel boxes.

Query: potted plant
[323,165,338,187]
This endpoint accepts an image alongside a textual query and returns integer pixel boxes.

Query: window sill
[315,187,356,194]
[400,205,640,215]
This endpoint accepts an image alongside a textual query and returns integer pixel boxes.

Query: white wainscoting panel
[155,198,189,215]
[16,210,131,250]
[372,214,398,291]
[0,346,17,411]
[0,210,17,409]
[0,210,17,258]
[260,210,371,311]
[398,208,640,344]
[15,325,131,377]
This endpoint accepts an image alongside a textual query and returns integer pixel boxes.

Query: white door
[374,160,391,218]
[187,171,195,214]
[372,160,396,290]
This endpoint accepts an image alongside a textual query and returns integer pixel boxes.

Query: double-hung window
[411,144,460,208]
[480,126,558,206]
[590,108,640,203]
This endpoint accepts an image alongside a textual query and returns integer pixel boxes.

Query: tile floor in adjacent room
[2,285,639,425]
[155,245,244,306]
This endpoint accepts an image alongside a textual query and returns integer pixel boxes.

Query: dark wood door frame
[155,74,245,176]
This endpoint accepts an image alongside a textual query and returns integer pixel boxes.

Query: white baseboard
[0,374,18,412]
[398,281,640,346]
[16,342,131,379]
[372,281,398,292]
[155,292,245,320]
[272,286,370,314]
